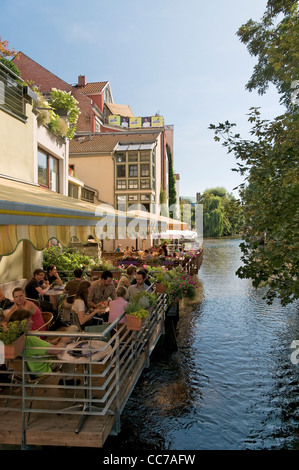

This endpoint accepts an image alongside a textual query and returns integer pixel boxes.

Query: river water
[104,237,299,451]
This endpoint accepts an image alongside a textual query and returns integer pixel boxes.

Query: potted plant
[167,271,197,304]
[124,298,151,331]
[0,320,28,359]
[133,291,157,310]
[152,268,170,294]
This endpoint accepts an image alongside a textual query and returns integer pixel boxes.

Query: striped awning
[0,177,156,255]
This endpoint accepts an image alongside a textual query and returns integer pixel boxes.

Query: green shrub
[43,246,96,273]
[0,320,28,345]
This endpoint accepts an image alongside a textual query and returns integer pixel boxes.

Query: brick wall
[13,52,94,132]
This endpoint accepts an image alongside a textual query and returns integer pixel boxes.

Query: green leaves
[209,1,299,305]
[211,110,299,305]
[43,246,96,272]
[0,320,28,345]
[237,0,299,108]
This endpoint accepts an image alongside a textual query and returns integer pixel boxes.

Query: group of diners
[68,265,153,329]
[0,264,154,334]
[0,265,155,390]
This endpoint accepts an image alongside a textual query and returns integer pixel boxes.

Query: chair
[58,294,75,325]
[71,310,84,331]
[71,310,103,332]
[39,311,54,331]
[26,297,41,308]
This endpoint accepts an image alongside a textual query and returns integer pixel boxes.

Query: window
[128,153,138,162]
[141,204,150,212]
[117,165,126,177]
[68,183,79,199]
[117,180,126,189]
[140,152,150,162]
[38,149,59,191]
[116,153,126,163]
[128,194,138,201]
[95,118,101,132]
[117,195,126,210]
[81,188,95,203]
[129,179,138,189]
[129,165,138,177]
[140,179,150,189]
[141,164,150,177]
[140,194,150,201]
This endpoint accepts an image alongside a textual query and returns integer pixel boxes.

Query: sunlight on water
[104,238,299,451]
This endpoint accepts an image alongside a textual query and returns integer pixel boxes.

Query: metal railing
[0,292,168,448]
[0,61,26,121]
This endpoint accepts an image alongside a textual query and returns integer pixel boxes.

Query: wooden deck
[0,296,167,449]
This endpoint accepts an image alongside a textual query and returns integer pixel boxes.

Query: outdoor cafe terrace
[0,246,203,449]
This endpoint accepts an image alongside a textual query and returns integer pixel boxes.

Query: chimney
[78,75,86,87]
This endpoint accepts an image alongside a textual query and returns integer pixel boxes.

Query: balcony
[0,61,30,122]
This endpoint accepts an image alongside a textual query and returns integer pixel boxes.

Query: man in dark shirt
[63,268,83,306]
[25,269,54,313]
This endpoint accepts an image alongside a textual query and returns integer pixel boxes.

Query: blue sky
[1,0,284,199]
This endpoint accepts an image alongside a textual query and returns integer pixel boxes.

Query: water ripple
[104,238,299,451]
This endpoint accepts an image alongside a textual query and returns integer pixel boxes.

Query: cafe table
[47,286,65,310]
[57,339,113,433]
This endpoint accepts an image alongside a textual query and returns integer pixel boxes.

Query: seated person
[72,280,106,328]
[6,287,46,331]
[127,270,149,300]
[88,270,116,309]
[131,268,151,287]
[8,308,78,380]
[45,264,63,287]
[115,244,123,253]
[108,287,128,324]
[63,268,83,308]
[118,266,136,289]
[25,269,54,314]
[142,249,153,260]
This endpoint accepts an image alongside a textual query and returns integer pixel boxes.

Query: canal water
[104,237,299,451]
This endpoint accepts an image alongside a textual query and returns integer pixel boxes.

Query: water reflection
[104,238,299,451]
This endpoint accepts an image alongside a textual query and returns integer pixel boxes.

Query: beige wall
[0,240,42,286]
[69,154,114,204]
[0,102,35,182]
[37,123,69,195]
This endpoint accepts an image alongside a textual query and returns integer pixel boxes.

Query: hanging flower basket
[4,334,25,360]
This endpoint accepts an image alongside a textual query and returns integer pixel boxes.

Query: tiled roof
[69,131,161,154]
[76,82,108,94]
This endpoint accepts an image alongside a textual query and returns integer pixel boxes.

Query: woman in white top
[71,280,103,327]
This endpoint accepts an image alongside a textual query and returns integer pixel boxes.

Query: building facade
[12,53,174,211]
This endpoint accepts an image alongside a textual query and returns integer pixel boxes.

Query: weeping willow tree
[202,195,224,237]
[199,187,243,237]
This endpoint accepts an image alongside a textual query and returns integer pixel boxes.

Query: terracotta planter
[126,315,144,331]
[155,283,167,294]
[4,334,25,360]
